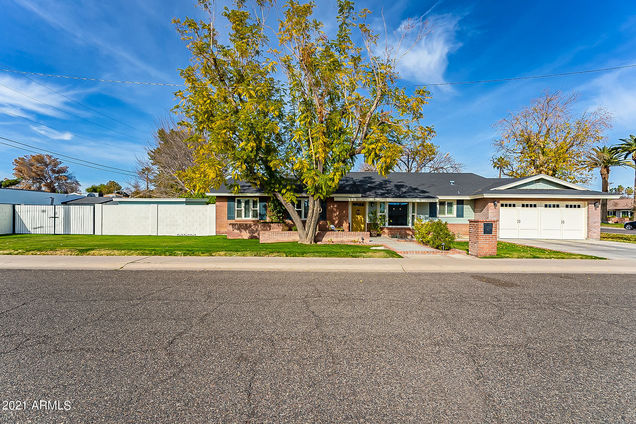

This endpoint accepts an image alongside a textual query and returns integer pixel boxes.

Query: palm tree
[491,156,510,178]
[584,146,629,222]
[617,135,636,217]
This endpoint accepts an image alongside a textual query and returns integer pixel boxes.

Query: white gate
[14,205,94,234]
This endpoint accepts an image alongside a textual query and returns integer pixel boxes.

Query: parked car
[625,221,636,231]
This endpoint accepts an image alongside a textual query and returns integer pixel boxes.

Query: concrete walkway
[509,238,636,260]
[371,236,440,255]
[0,254,632,273]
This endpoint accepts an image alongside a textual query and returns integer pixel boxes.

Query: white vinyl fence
[14,205,94,234]
[0,204,13,234]
[11,203,216,236]
[95,203,216,236]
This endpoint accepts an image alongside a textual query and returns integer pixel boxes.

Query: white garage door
[499,201,586,239]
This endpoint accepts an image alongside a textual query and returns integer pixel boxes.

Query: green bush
[413,219,455,250]
[367,209,382,237]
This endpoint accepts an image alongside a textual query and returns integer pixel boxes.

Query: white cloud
[30,125,73,141]
[0,74,75,118]
[385,14,461,87]
[582,69,636,126]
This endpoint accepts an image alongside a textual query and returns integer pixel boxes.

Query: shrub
[367,209,382,237]
[413,219,455,250]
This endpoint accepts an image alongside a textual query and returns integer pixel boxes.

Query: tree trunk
[274,193,307,241]
[273,193,322,244]
[303,197,321,244]
[600,167,609,223]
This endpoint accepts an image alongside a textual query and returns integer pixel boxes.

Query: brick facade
[260,231,370,244]
[587,200,601,240]
[473,199,499,220]
[469,219,498,257]
[216,196,229,235]
[326,198,350,231]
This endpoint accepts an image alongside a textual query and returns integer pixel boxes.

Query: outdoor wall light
[594,201,599,208]
[493,200,498,207]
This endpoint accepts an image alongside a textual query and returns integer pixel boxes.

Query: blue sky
[0,0,635,191]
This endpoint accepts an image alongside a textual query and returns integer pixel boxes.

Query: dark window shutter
[456,200,464,218]
[319,199,327,221]
[259,199,268,220]
[227,198,235,220]
[429,202,437,218]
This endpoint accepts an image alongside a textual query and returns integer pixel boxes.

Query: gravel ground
[0,270,634,423]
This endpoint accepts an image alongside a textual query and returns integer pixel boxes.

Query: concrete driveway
[509,238,636,259]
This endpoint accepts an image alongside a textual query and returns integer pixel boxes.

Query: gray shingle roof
[206,172,610,198]
[63,197,114,204]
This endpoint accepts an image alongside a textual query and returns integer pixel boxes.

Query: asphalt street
[602,226,636,234]
[0,270,634,423]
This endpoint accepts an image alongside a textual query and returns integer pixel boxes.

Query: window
[621,210,631,218]
[235,198,259,219]
[501,203,516,208]
[438,201,455,217]
[565,204,582,209]
[521,203,537,208]
[544,203,560,208]
[378,202,387,226]
[388,203,408,226]
[294,199,310,219]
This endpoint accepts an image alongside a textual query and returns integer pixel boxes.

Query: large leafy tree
[583,146,629,221]
[174,0,432,243]
[492,91,612,184]
[617,134,636,216]
[12,154,80,193]
[86,180,122,195]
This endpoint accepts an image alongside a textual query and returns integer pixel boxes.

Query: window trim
[438,201,455,217]
[235,197,259,220]
[294,198,310,220]
[387,202,410,227]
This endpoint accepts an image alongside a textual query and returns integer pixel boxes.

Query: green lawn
[451,241,603,259]
[0,234,400,258]
[601,233,636,244]
[601,223,626,228]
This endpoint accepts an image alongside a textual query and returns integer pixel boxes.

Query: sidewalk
[0,254,630,273]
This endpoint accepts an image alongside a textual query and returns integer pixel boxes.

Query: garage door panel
[497,201,587,240]
[562,203,586,239]
[540,203,562,238]
[518,203,539,238]
[499,203,519,238]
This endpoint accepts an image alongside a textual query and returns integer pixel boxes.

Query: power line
[2,63,636,88]
[0,67,184,87]
[1,64,142,132]
[0,135,138,177]
[0,80,139,140]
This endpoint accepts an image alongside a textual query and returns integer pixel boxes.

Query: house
[0,187,83,205]
[207,172,619,241]
[607,198,634,221]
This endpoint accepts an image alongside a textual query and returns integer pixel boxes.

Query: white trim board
[491,174,586,191]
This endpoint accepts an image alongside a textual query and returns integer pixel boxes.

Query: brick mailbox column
[468,219,498,257]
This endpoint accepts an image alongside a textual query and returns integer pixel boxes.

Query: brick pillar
[469,219,498,257]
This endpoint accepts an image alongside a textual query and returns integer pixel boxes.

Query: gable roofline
[490,174,586,191]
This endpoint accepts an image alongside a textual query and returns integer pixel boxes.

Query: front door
[351,202,366,232]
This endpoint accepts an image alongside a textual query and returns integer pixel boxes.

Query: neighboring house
[607,198,634,221]
[207,173,619,240]
[63,197,114,205]
[0,187,83,205]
